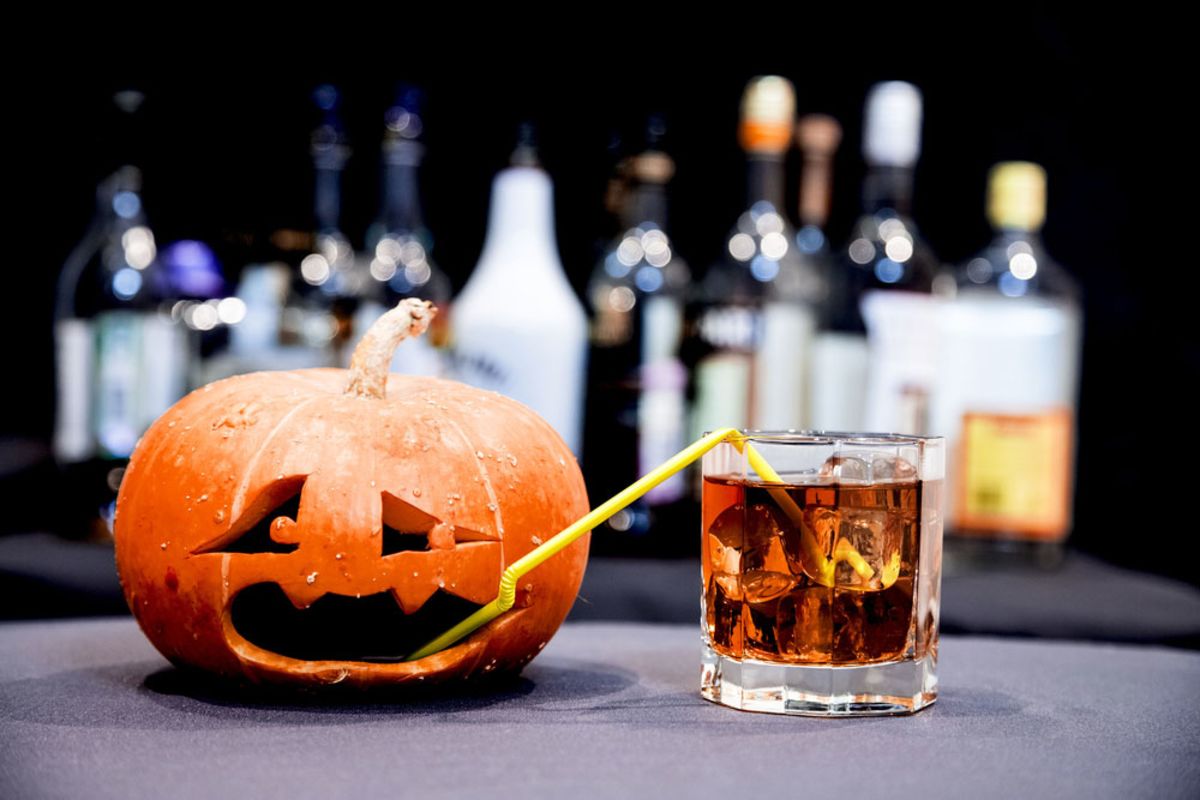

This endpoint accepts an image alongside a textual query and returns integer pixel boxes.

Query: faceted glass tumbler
[700,432,944,716]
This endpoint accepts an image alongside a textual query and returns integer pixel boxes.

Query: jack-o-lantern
[114,300,590,688]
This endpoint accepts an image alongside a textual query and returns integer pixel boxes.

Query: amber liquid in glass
[703,475,939,665]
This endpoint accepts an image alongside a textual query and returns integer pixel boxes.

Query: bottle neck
[630,182,668,230]
[747,155,786,211]
[993,225,1040,244]
[863,164,914,216]
[383,143,425,234]
[798,150,834,228]
[479,166,560,270]
[314,165,342,234]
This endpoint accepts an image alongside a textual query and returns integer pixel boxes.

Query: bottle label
[860,290,941,434]
[139,313,189,431]
[690,304,760,440]
[808,332,869,431]
[690,353,753,441]
[94,311,143,458]
[54,318,95,462]
[955,408,1072,540]
[753,301,815,430]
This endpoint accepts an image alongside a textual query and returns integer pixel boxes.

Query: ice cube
[782,506,837,580]
[742,570,795,604]
[870,455,917,482]
[835,508,886,588]
[819,454,869,481]
[707,505,744,601]
[775,587,832,660]
[818,453,917,483]
[708,504,744,550]
[741,503,790,575]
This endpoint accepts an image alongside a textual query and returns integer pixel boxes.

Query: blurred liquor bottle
[933,162,1081,562]
[450,125,588,455]
[359,86,452,375]
[583,116,691,548]
[300,84,364,366]
[206,87,352,381]
[845,81,941,434]
[685,76,823,440]
[53,91,189,539]
[791,114,850,430]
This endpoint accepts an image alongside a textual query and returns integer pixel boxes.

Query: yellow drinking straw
[406,428,878,661]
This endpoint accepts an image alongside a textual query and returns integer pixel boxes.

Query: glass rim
[709,429,944,446]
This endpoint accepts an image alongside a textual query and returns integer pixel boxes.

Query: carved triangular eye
[379,492,494,555]
[193,478,304,555]
[381,492,437,556]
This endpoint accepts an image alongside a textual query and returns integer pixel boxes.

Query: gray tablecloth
[1,619,1197,799]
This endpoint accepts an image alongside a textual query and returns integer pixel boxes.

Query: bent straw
[406,427,737,660]
[406,428,876,661]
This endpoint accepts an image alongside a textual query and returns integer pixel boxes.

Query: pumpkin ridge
[228,395,326,524]
[439,415,506,557]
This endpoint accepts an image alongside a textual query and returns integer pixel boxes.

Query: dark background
[8,19,1193,582]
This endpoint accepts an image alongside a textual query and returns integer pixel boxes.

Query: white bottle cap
[863,81,923,167]
[739,76,796,155]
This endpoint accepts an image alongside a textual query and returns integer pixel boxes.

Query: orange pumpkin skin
[114,369,589,689]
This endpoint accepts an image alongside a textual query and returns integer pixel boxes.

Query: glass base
[700,644,938,716]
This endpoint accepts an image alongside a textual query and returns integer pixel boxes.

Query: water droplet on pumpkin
[173,456,184,468]
[213,509,225,523]
[412,571,419,577]
[370,480,376,487]
[197,494,208,503]
[531,535,543,545]
[168,421,176,428]
[412,488,422,497]
[538,641,547,650]
[509,456,518,467]
[335,553,343,560]
[487,503,497,512]
[277,473,284,480]
[558,457,566,467]
[306,572,318,584]
[476,451,485,459]
[160,542,168,550]
[438,579,445,588]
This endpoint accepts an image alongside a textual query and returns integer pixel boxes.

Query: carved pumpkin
[114,300,590,688]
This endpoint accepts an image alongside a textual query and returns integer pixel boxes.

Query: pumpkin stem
[344,299,436,399]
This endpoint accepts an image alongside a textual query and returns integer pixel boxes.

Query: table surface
[2,619,1198,799]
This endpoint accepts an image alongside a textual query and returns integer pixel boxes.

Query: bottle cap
[863,81,922,167]
[739,76,795,155]
[987,161,1047,231]
[796,114,842,158]
[631,151,674,184]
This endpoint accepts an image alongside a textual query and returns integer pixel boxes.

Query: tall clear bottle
[686,76,823,440]
[361,87,452,375]
[584,118,691,546]
[54,93,189,537]
[450,126,588,455]
[933,162,1081,561]
[846,81,941,434]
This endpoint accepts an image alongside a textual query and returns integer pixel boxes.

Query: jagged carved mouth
[230,583,484,663]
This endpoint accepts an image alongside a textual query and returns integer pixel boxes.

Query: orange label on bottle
[955,409,1072,541]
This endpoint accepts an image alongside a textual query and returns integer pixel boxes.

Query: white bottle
[450,154,588,455]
